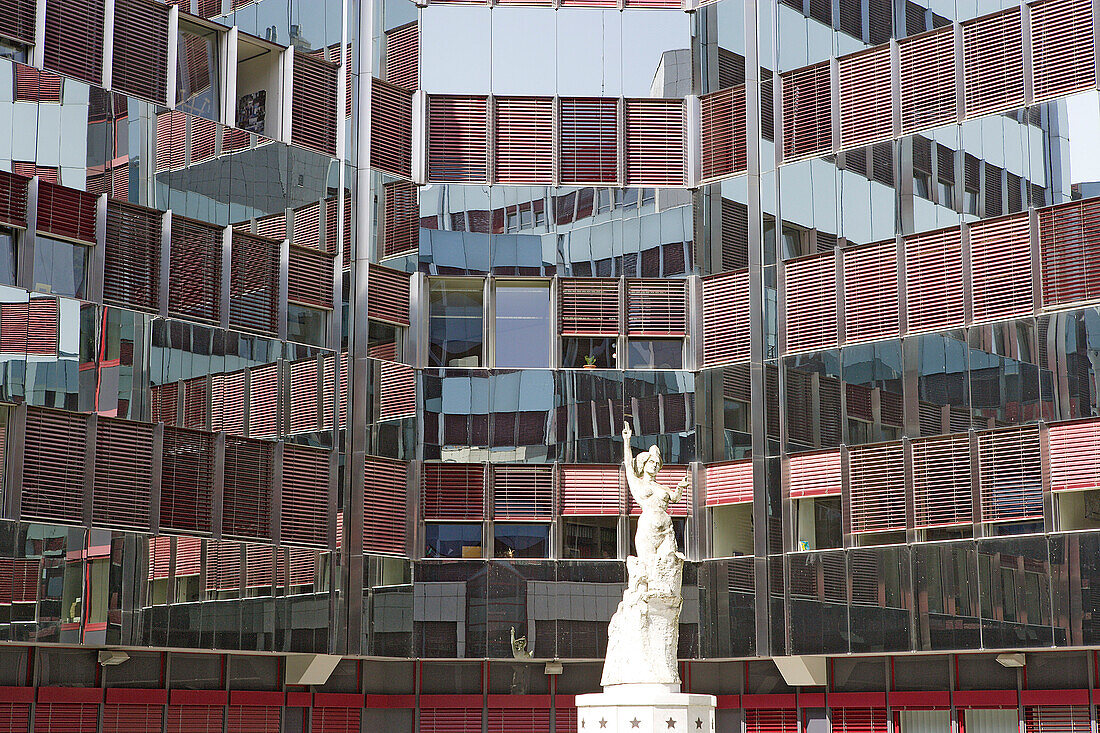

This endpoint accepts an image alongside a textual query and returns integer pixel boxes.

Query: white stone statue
[601,422,689,688]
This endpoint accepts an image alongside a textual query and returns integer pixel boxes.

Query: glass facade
[0,0,1098,727]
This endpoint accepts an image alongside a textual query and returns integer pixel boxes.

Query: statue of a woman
[622,421,689,568]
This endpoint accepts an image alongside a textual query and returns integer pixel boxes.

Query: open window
[176,16,222,122]
[233,32,284,138]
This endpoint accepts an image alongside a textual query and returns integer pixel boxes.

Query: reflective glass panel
[428,279,483,367]
[494,282,550,368]
[32,236,88,299]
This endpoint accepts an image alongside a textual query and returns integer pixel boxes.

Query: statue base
[576,684,717,732]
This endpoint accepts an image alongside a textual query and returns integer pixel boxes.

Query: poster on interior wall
[236,90,266,134]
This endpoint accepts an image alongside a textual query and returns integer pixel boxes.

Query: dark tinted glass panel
[425,523,483,559]
[287,304,327,346]
[494,523,549,558]
[628,339,684,369]
[0,229,15,285]
[563,517,618,560]
[429,279,483,367]
[563,337,616,369]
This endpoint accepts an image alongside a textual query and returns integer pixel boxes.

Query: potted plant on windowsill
[583,355,598,369]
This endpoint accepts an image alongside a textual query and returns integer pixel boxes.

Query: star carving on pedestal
[580,719,585,729]
[695,718,705,729]
[630,718,642,728]
[667,718,677,729]
[599,719,609,729]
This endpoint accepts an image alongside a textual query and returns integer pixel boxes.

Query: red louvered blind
[624,98,685,186]
[421,463,484,520]
[211,371,246,435]
[206,540,242,591]
[746,710,799,733]
[1049,418,1100,491]
[32,703,97,732]
[789,449,842,498]
[111,0,169,104]
[10,162,57,183]
[705,460,752,505]
[0,171,28,230]
[912,432,973,528]
[559,464,621,515]
[420,709,483,733]
[0,0,35,45]
[0,298,59,355]
[281,444,330,547]
[385,22,418,91]
[104,200,162,312]
[22,406,86,525]
[248,363,278,439]
[312,708,361,733]
[905,226,964,333]
[293,51,339,156]
[785,252,838,353]
[288,244,335,309]
[191,117,217,163]
[182,377,208,430]
[1038,197,1100,308]
[843,240,899,344]
[849,441,906,533]
[559,97,618,184]
[492,465,553,520]
[701,269,750,365]
[13,65,62,103]
[371,78,414,178]
[226,706,279,733]
[166,705,223,733]
[559,278,619,335]
[963,9,1024,117]
[43,0,104,85]
[364,455,408,555]
[288,358,321,434]
[223,435,274,540]
[494,96,553,185]
[367,262,411,325]
[978,425,1043,522]
[102,704,163,733]
[92,416,152,530]
[37,182,97,243]
[161,426,214,533]
[838,46,892,149]
[833,709,888,733]
[700,86,746,180]
[970,213,1033,323]
[1031,0,1095,102]
[0,702,29,733]
[626,280,687,336]
[291,201,321,250]
[169,215,222,322]
[383,181,418,258]
[487,709,551,733]
[782,63,831,161]
[428,95,488,183]
[253,213,286,241]
[151,382,178,426]
[1025,707,1091,733]
[230,232,279,335]
[378,361,416,420]
[899,27,955,133]
[322,352,348,431]
[156,111,187,172]
[628,465,691,516]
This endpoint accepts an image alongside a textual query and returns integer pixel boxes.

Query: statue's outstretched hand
[677,476,690,490]
[622,422,632,440]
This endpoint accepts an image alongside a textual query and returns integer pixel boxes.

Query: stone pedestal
[576,684,717,732]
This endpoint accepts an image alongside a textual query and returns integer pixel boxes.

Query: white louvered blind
[785,252,838,354]
[491,465,553,520]
[559,464,621,515]
[977,425,1043,523]
[849,441,906,533]
[843,240,899,344]
[912,433,973,528]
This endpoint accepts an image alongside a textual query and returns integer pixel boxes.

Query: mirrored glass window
[494,281,549,369]
[429,279,484,367]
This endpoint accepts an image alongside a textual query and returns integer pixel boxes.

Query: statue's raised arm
[622,422,651,504]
